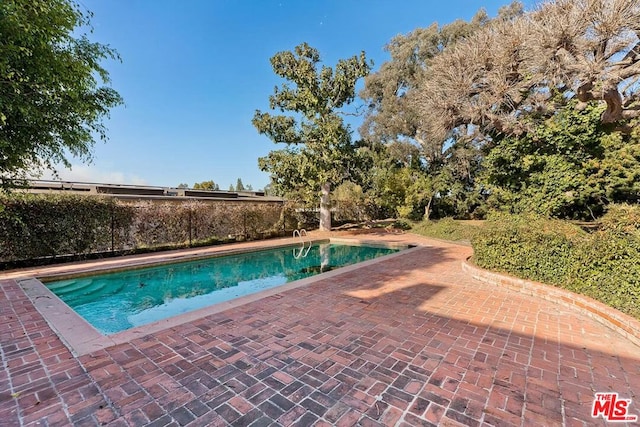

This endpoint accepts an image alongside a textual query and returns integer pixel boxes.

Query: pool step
[48,279,112,298]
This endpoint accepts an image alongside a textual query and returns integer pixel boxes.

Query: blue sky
[47,0,535,190]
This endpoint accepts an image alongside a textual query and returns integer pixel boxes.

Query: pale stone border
[462,258,640,348]
[19,239,421,357]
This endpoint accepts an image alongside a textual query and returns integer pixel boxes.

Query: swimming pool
[45,242,402,334]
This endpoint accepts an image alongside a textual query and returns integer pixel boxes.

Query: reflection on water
[47,243,400,334]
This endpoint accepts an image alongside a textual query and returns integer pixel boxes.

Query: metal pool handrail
[292,229,311,259]
[292,229,307,239]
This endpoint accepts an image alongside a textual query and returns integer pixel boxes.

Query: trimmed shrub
[472,212,640,319]
[0,193,134,262]
[599,203,640,235]
[473,214,585,284]
[412,218,482,243]
[0,193,284,265]
[566,231,640,318]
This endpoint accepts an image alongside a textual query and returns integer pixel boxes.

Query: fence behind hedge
[0,194,289,265]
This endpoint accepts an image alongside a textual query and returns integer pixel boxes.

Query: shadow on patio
[1,238,639,426]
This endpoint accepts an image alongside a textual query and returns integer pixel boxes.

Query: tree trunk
[601,87,623,123]
[319,182,331,231]
[424,196,433,221]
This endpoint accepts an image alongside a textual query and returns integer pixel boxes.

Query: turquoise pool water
[46,243,400,334]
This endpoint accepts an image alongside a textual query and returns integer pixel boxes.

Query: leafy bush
[599,203,640,235]
[472,214,585,284]
[412,218,482,243]
[480,103,640,220]
[472,212,640,319]
[0,193,134,262]
[0,194,284,265]
[393,219,413,230]
[566,231,640,318]
[333,181,375,223]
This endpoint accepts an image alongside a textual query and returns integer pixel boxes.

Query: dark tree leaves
[0,0,123,188]
[253,43,371,230]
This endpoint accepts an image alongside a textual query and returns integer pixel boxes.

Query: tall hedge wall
[0,194,285,265]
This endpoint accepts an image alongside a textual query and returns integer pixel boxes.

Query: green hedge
[411,218,482,243]
[598,203,640,235]
[0,193,285,265]
[472,209,640,319]
[566,231,640,317]
[0,193,135,262]
[127,200,284,247]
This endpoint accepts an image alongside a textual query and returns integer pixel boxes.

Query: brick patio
[1,233,639,426]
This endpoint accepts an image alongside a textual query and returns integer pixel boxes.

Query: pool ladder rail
[292,229,311,259]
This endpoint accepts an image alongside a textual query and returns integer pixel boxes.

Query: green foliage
[599,204,640,235]
[253,43,371,229]
[481,103,640,219]
[0,193,134,261]
[586,127,640,204]
[472,214,585,283]
[332,181,376,222]
[565,231,640,318]
[360,1,640,223]
[357,4,520,221]
[357,140,483,221]
[258,147,318,202]
[0,0,123,187]
[193,180,219,190]
[472,211,640,319]
[0,194,284,265]
[368,165,413,219]
[411,218,482,243]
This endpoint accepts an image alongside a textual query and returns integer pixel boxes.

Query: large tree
[358,3,523,219]
[0,0,123,189]
[416,0,640,144]
[253,43,371,230]
[407,0,640,219]
[359,2,523,151]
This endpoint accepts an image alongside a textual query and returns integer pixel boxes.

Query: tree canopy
[481,102,640,219]
[354,0,640,221]
[193,180,219,191]
[253,42,371,230]
[360,2,523,149]
[416,0,640,144]
[253,1,640,223]
[0,0,123,189]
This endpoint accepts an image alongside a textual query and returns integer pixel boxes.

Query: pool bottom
[21,238,419,356]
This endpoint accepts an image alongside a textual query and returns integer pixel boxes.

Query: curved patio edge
[462,257,640,348]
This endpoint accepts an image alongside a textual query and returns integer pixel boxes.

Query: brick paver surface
[1,233,640,426]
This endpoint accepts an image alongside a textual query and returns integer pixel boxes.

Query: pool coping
[19,237,422,357]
